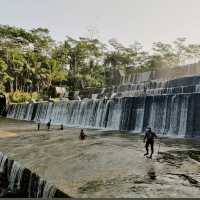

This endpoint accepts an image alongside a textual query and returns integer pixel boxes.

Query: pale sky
[1,0,200,50]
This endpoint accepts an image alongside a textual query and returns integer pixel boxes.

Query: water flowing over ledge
[6,92,200,138]
[0,152,70,198]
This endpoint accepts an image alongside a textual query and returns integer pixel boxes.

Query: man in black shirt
[47,119,51,130]
[144,127,157,159]
[79,129,87,140]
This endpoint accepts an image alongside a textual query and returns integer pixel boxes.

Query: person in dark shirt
[144,127,157,159]
[37,121,40,131]
[47,119,51,130]
[79,129,87,140]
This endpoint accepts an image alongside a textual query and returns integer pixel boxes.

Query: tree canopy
[1,24,200,95]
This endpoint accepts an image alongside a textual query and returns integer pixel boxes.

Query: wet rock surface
[0,118,199,198]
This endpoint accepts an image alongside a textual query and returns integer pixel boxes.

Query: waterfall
[106,98,122,130]
[142,94,190,137]
[8,162,24,192]
[95,100,110,128]
[6,93,200,138]
[42,182,56,198]
[0,152,7,173]
[119,97,145,132]
[6,75,200,138]
[36,178,46,198]
[178,95,189,137]
[0,152,68,198]
[6,103,34,121]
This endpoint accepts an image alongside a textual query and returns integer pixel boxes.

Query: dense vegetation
[1,24,200,102]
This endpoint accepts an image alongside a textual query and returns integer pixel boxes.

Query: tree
[152,41,178,68]
[103,39,151,85]
[0,59,8,93]
[2,24,200,99]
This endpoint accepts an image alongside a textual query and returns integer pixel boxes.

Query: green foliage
[0,25,35,44]
[1,24,200,98]
[10,91,32,103]
[31,92,41,101]
[9,91,40,103]
[0,58,9,93]
[0,25,66,94]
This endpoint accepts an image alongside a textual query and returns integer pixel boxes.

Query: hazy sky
[1,0,200,50]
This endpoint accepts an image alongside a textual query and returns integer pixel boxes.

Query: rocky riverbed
[0,118,199,198]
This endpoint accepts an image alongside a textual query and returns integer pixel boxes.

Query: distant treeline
[1,24,200,95]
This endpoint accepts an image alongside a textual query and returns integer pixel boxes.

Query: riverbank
[0,118,199,197]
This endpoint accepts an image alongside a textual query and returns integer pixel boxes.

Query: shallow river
[0,117,199,198]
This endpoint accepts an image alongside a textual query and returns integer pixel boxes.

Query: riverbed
[0,117,199,198]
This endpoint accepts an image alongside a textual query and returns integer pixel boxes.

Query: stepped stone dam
[6,73,200,138]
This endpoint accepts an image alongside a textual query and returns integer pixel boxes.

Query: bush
[31,92,40,101]
[9,91,40,103]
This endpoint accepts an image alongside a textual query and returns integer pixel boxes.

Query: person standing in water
[79,129,87,140]
[37,120,41,131]
[144,127,157,159]
[47,119,51,130]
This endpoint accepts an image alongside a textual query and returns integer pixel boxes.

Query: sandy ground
[0,117,199,198]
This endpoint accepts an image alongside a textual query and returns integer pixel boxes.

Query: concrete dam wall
[6,75,200,138]
[6,93,200,138]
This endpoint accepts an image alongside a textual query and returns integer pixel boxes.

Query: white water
[0,152,58,198]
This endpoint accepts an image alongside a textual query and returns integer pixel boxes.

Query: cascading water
[6,75,200,138]
[8,162,24,193]
[143,94,190,136]
[0,152,69,198]
[6,95,199,137]
[42,182,57,198]
[7,103,35,121]
[0,152,7,173]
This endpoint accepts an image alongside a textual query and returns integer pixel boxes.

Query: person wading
[144,127,158,159]
[79,129,87,140]
[37,121,40,131]
[47,119,51,130]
